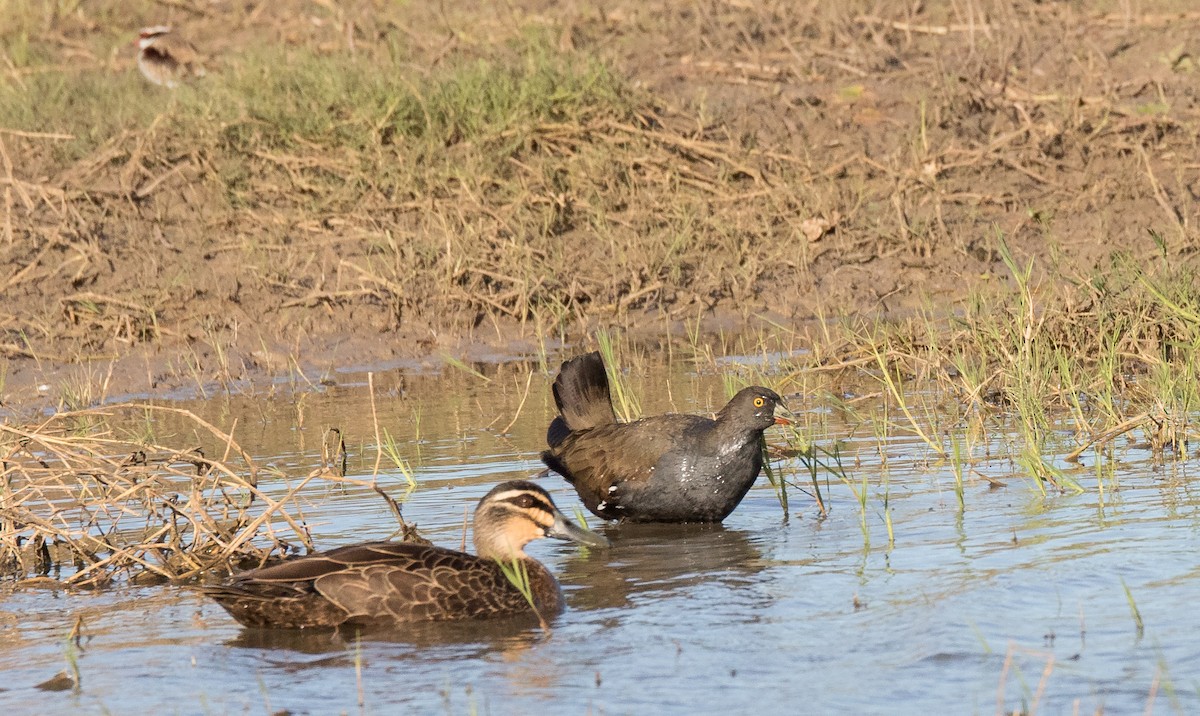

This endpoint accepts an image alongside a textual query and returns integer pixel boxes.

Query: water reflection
[225,615,548,659]
[561,523,764,611]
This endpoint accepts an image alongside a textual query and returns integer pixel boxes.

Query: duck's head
[473,480,608,560]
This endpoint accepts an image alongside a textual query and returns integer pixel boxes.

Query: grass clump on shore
[4,23,768,359]
[0,30,633,176]
[213,36,631,156]
[770,242,1200,492]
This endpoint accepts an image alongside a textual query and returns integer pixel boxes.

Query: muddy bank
[2,1,1198,409]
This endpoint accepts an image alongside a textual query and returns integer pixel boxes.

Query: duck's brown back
[205,542,563,628]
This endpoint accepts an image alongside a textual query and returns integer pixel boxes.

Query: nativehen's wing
[545,414,712,519]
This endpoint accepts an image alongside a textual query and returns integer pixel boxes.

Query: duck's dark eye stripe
[488,487,557,516]
[503,493,555,514]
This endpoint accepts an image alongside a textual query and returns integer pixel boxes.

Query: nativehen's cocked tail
[542,352,790,523]
[135,26,207,88]
[203,481,607,629]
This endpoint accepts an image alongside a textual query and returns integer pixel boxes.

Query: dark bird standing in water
[542,352,790,523]
[204,481,607,629]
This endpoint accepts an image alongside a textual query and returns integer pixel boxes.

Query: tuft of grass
[64,617,83,694]
[380,428,417,489]
[0,29,633,165]
[771,416,838,518]
[760,436,787,514]
[1121,578,1145,638]
[880,471,894,550]
[440,353,491,383]
[866,333,946,459]
[496,557,548,631]
[948,431,966,512]
[776,238,1200,497]
[595,330,640,421]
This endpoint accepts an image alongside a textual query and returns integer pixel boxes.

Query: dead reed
[0,403,402,587]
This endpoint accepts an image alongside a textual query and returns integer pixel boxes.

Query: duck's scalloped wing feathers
[223,541,417,585]
[314,550,531,622]
[205,542,537,626]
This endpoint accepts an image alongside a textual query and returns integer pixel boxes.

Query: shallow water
[2,358,1198,714]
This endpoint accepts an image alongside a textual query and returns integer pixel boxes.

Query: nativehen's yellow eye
[753,396,765,408]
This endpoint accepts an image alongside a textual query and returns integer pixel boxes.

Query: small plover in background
[135,26,206,88]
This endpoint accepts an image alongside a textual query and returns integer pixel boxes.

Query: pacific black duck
[204,480,607,628]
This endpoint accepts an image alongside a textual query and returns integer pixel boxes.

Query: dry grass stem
[0,403,412,585]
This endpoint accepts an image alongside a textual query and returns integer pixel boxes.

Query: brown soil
[3,1,1199,412]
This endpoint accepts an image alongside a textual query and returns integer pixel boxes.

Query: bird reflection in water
[558,522,768,612]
